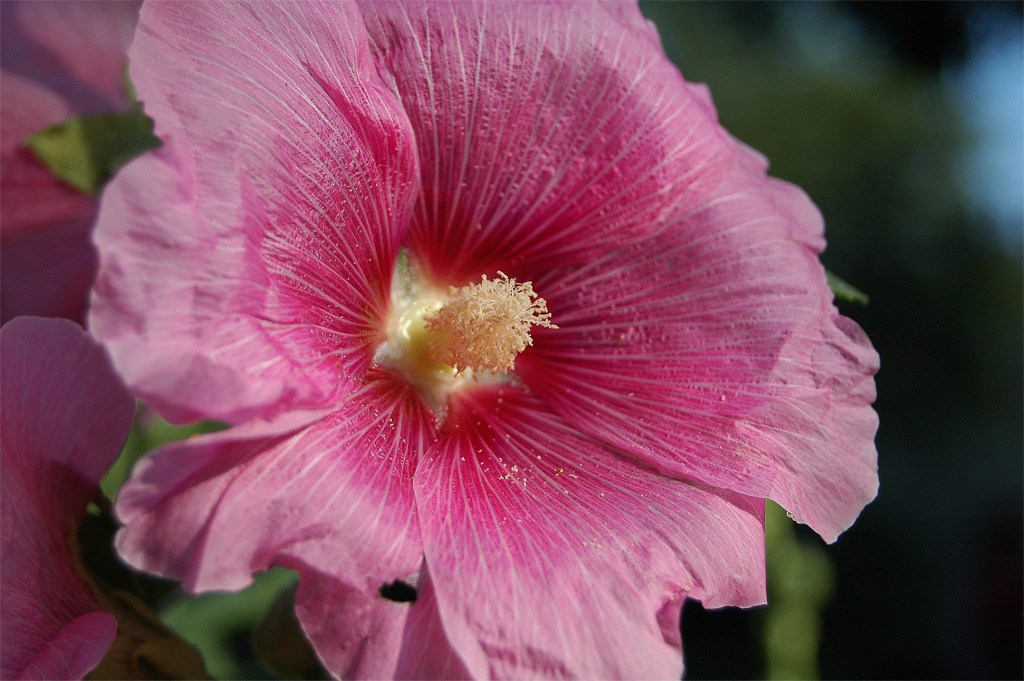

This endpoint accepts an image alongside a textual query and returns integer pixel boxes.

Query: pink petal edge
[90,0,420,424]
[521,139,878,543]
[412,386,766,679]
[114,370,431,677]
[1,317,133,680]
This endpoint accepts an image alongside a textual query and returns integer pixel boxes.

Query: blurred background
[638,2,1023,679]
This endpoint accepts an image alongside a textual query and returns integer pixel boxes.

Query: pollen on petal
[426,272,556,373]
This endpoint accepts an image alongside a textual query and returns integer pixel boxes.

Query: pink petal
[411,386,766,679]
[1,8,121,325]
[1,317,134,488]
[0,214,96,326]
[519,142,879,543]
[0,1,139,116]
[1,1,139,325]
[293,569,412,680]
[90,0,420,424]
[391,564,478,681]
[114,370,430,677]
[1,317,133,680]
[1,481,115,681]
[359,1,733,284]
[0,73,97,325]
[17,612,118,681]
[0,72,96,240]
[294,560,478,680]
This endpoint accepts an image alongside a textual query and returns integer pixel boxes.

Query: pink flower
[91,2,879,678]
[0,1,139,325]
[1,316,135,680]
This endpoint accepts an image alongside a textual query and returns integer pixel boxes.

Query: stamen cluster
[425,272,556,373]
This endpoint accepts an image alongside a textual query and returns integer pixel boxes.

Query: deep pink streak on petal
[520,142,878,543]
[412,386,765,679]
[90,0,420,424]
[115,369,431,679]
[359,1,733,284]
[1,317,133,680]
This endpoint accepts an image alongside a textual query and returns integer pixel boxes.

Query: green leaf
[25,111,161,195]
[160,568,300,680]
[826,269,870,305]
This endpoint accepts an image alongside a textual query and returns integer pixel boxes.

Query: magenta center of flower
[376,258,555,404]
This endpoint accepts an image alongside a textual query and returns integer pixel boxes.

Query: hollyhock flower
[1,316,134,679]
[91,2,879,678]
[0,1,139,325]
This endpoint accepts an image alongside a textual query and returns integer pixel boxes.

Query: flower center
[377,258,555,405]
[425,272,556,373]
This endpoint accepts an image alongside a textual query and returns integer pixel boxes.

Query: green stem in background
[762,501,836,680]
[825,269,870,306]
